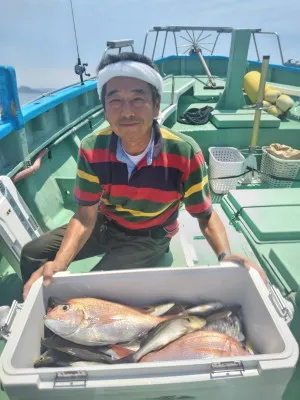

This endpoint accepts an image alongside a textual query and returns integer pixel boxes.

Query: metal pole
[173,32,178,55]
[197,49,216,87]
[250,55,270,148]
[152,31,159,60]
[211,33,221,55]
[275,33,285,65]
[259,32,285,65]
[252,33,260,62]
[162,31,169,58]
[142,31,150,54]
[171,75,175,104]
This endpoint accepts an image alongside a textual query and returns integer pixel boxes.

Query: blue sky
[2,0,299,89]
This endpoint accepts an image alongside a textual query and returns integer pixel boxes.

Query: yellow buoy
[276,94,295,113]
[263,100,271,108]
[264,89,281,104]
[244,71,284,106]
[243,71,271,103]
[267,105,283,118]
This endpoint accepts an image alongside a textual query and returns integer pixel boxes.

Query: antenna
[69,0,90,85]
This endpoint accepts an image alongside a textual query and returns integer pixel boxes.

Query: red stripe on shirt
[152,152,189,173]
[190,151,205,172]
[74,186,101,202]
[181,151,205,182]
[153,152,205,180]
[102,185,182,203]
[80,147,119,163]
[185,196,212,215]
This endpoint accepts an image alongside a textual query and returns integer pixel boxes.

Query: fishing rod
[69,0,90,85]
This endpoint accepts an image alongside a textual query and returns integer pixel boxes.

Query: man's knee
[20,238,40,262]
[20,238,46,283]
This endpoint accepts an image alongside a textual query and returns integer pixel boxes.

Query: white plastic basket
[208,147,245,194]
[261,147,300,188]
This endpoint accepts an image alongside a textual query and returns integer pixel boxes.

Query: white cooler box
[0,265,298,400]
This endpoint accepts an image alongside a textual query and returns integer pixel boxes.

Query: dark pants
[20,214,171,284]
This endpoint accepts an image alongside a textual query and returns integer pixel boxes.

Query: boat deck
[0,72,300,307]
[1,55,300,399]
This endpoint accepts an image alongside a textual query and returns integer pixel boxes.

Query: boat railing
[142,26,286,65]
[102,39,135,58]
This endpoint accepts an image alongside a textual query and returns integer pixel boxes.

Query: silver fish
[204,308,245,342]
[182,301,225,317]
[142,302,176,316]
[67,361,103,367]
[41,335,117,363]
[44,334,135,361]
[34,349,103,368]
[34,349,79,368]
[120,315,206,363]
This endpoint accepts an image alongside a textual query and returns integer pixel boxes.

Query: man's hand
[221,253,268,285]
[23,261,66,300]
[22,204,99,301]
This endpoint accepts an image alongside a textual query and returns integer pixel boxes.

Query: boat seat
[267,82,300,97]
[211,109,281,128]
[159,77,196,124]
[162,76,195,103]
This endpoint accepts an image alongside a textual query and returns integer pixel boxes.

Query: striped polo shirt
[74,120,212,233]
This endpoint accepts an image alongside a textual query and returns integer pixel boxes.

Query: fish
[34,349,104,368]
[44,297,169,346]
[34,349,80,368]
[118,315,206,363]
[42,334,135,362]
[141,302,176,316]
[47,296,66,310]
[182,301,225,317]
[204,308,245,343]
[67,361,103,367]
[140,330,250,363]
[245,340,255,355]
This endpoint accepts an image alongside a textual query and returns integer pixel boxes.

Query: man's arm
[198,210,268,284]
[54,204,98,270]
[197,210,230,259]
[23,204,98,299]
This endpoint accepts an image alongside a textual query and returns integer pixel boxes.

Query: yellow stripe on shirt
[115,203,173,217]
[184,175,208,198]
[94,127,112,136]
[101,197,173,217]
[77,169,99,184]
[161,128,184,142]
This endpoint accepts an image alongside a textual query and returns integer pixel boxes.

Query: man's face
[104,77,160,142]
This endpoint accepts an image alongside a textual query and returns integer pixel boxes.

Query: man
[21,52,267,299]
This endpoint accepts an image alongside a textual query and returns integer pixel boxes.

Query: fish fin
[95,315,128,327]
[178,304,189,314]
[206,309,232,322]
[178,309,190,318]
[101,315,132,325]
[237,332,245,342]
[110,315,128,321]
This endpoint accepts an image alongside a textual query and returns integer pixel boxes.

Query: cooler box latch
[210,361,244,379]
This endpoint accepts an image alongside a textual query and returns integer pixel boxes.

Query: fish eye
[62,305,70,311]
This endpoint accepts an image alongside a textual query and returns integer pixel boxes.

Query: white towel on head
[97,61,164,99]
